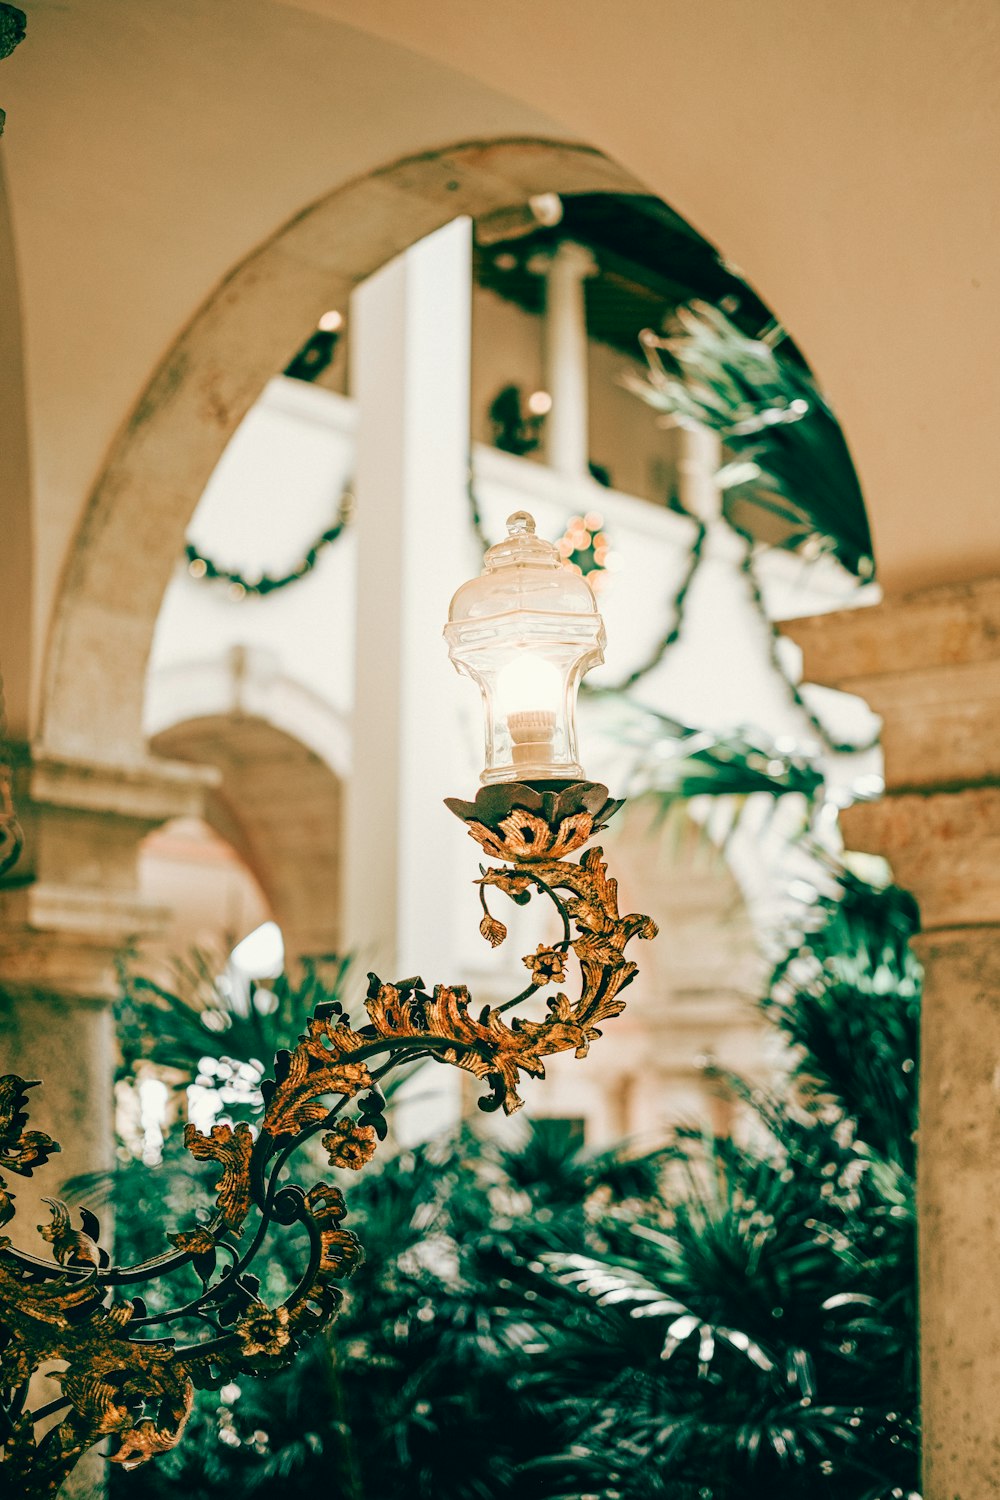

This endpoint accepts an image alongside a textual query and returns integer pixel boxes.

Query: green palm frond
[766,870,921,1167]
[493,1120,670,1211]
[595,694,823,858]
[629,301,874,580]
[639,723,823,804]
[116,950,354,1083]
[598,694,823,807]
[107,864,918,1500]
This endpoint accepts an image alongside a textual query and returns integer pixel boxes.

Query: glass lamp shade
[445,511,606,784]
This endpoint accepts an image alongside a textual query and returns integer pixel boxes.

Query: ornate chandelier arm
[0,780,656,1496]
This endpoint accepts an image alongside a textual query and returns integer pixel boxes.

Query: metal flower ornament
[0,512,656,1495]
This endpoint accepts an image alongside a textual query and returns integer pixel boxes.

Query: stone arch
[144,644,350,783]
[38,139,641,770]
[149,718,343,965]
[145,647,347,961]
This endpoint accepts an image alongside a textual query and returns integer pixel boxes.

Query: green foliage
[117,951,353,1077]
[115,953,353,1122]
[597,694,824,854]
[766,871,921,1171]
[107,868,919,1500]
[621,704,824,805]
[632,301,874,580]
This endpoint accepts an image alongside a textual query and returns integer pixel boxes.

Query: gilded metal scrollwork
[0,782,656,1496]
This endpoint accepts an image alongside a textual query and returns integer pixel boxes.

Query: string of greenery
[731,522,880,758]
[595,517,707,693]
[184,484,354,597]
[466,473,712,699]
[184,293,875,767]
[471,474,876,754]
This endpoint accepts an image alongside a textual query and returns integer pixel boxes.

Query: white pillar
[677,421,723,523]
[346,219,482,1139]
[538,240,598,480]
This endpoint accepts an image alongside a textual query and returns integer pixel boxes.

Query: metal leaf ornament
[0,780,655,1494]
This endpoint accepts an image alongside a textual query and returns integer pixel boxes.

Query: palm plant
[630,301,874,581]
[523,869,919,1499]
[98,857,917,1500]
[613,700,824,804]
[115,951,353,1102]
[592,693,826,869]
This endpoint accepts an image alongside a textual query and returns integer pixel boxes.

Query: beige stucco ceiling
[1,0,998,739]
[0,0,561,716]
[288,0,1000,596]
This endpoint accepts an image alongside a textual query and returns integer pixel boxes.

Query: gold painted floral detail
[479,913,507,947]
[235,1303,293,1359]
[0,1074,58,1231]
[183,1120,255,1233]
[322,1118,379,1171]
[0,779,655,1497]
[523,944,568,985]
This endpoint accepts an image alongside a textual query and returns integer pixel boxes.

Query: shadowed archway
[150,710,343,964]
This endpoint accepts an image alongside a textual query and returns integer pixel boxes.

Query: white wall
[148,380,358,728]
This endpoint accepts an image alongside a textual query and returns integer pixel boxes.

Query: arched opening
[149,711,343,965]
[0,8,992,1485]
[28,133,876,1150]
[5,117,930,1500]
[37,140,641,769]
[137,813,271,973]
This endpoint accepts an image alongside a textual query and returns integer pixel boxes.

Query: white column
[539,240,598,480]
[677,421,723,523]
[346,219,482,1139]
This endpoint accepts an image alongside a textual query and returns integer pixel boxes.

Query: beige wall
[0,157,32,740]
[0,0,560,727]
[1,0,998,722]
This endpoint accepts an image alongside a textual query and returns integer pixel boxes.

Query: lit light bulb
[497,654,562,714]
[527,389,553,416]
[497,660,563,774]
[497,655,562,769]
[445,509,606,784]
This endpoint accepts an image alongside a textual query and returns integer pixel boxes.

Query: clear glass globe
[444,511,606,784]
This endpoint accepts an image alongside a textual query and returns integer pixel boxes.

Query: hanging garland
[467,473,613,585]
[467,469,705,694]
[730,520,881,758]
[184,483,354,598]
[557,512,612,584]
[598,515,877,755]
[595,517,707,693]
[184,455,875,757]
